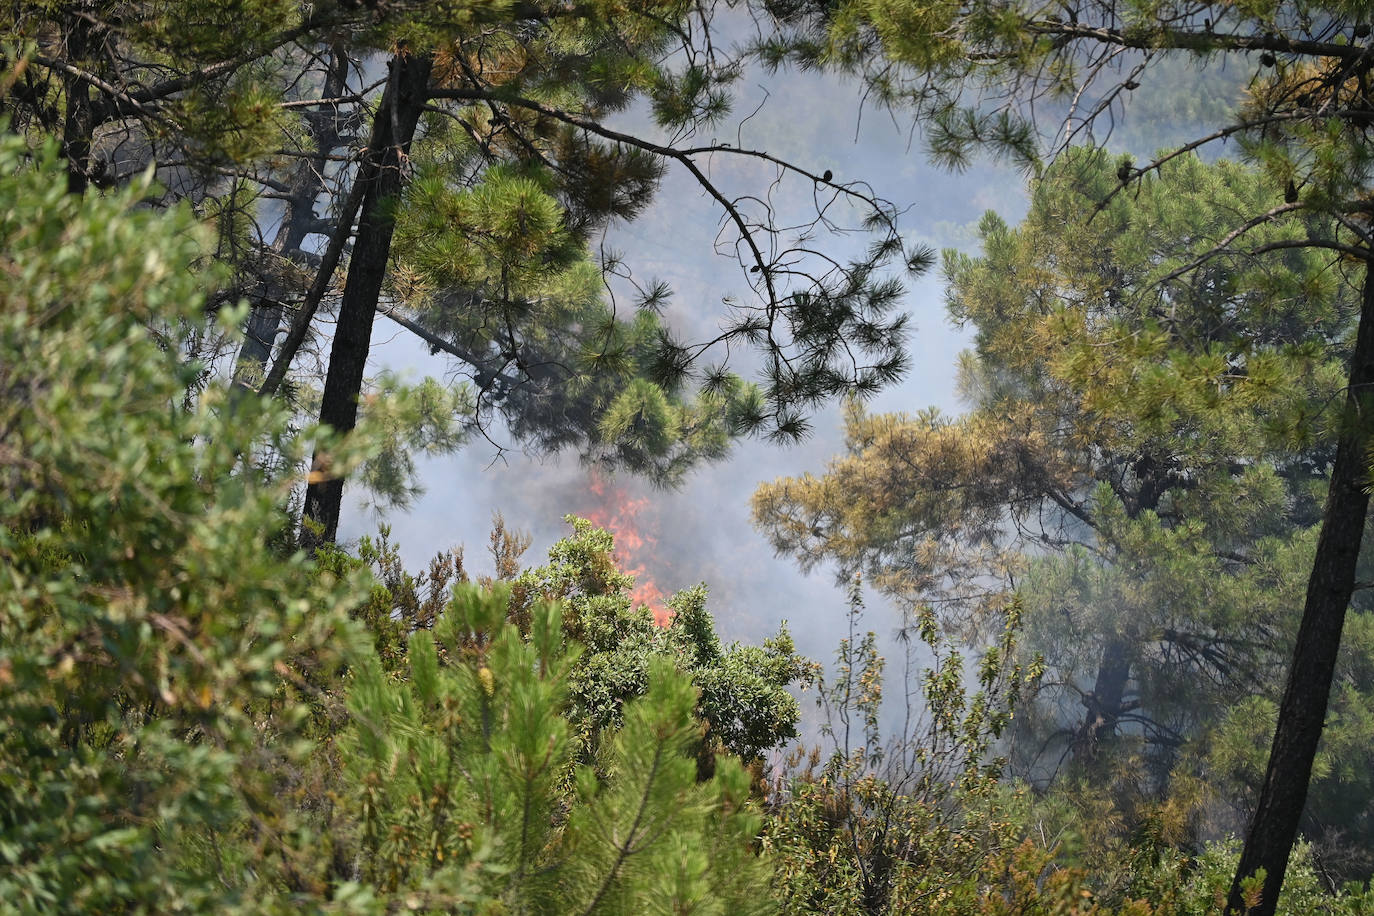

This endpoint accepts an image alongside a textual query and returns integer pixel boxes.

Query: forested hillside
[2,1,1372,913]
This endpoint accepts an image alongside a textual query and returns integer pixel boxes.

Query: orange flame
[583,473,672,625]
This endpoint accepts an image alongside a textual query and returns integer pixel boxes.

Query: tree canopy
[8,2,1374,913]
[3,0,926,543]
[755,148,1374,870]
[754,2,1372,909]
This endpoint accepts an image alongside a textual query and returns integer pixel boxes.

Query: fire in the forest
[583,474,671,625]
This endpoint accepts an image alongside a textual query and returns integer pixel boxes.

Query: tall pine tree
[756,3,1373,907]
[5,1,922,543]
[753,149,1373,867]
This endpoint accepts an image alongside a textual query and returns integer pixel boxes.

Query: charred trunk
[1068,458,1172,765]
[1227,262,1374,916]
[301,50,433,547]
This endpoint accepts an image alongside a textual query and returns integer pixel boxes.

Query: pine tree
[753,149,1374,866]
[757,3,1373,907]
[308,582,779,914]
[5,1,923,544]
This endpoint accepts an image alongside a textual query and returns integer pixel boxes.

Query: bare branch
[256,164,367,398]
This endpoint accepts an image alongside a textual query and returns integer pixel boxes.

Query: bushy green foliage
[0,133,785,915]
[392,161,766,483]
[763,587,1374,915]
[509,516,811,767]
[754,2,1374,891]
[0,135,371,912]
[766,584,1043,915]
[324,513,811,772]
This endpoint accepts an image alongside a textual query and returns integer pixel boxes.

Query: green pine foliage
[510,517,811,767]
[331,585,775,915]
[753,148,1374,869]
[9,4,1374,912]
[325,513,812,771]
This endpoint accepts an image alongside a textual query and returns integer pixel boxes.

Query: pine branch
[1092,109,1374,214]
[576,740,668,916]
[374,303,520,389]
[424,86,898,298]
[1025,20,1374,64]
[1150,202,1357,289]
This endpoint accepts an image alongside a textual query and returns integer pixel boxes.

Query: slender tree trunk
[1227,262,1374,916]
[256,166,368,399]
[1074,636,1132,764]
[301,50,433,547]
[1070,463,1170,766]
[60,7,95,195]
[232,45,350,389]
[232,180,317,384]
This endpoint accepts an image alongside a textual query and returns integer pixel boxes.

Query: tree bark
[1069,458,1172,766]
[60,6,96,195]
[231,45,351,389]
[1227,261,1374,916]
[300,50,433,547]
[1074,636,1132,764]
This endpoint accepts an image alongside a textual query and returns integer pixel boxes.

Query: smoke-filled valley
[4,2,1373,914]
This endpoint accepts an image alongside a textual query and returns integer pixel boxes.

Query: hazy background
[341,58,1025,681]
[341,40,1239,679]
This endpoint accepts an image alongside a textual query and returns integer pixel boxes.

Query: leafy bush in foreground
[0,135,776,914]
[0,135,367,912]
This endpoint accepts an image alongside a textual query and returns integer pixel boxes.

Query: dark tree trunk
[301,50,433,547]
[232,46,350,389]
[1069,461,1171,765]
[1227,263,1374,916]
[60,8,95,195]
[1074,636,1132,764]
[232,183,316,383]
